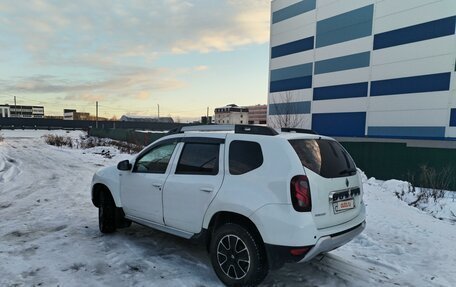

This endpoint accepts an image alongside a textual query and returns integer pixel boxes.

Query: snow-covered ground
[0,130,455,287]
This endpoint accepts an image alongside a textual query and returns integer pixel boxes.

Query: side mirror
[117,160,132,171]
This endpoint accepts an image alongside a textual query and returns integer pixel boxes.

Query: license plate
[333,199,354,213]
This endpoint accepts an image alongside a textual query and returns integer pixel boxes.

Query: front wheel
[98,191,116,233]
[210,223,268,286]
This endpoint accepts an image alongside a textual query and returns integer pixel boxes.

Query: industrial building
[0,105,44,118]
[268,0,456,139]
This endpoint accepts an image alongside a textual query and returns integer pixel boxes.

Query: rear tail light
[290,247,311,256]
[290,175,312,212]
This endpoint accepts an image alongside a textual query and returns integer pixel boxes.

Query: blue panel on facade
[312,112,366,137]
[370,72,451,96]
[374,16,456,50]
[271,36,314,58]
[270,76,312,93]
[269,101,311,115]
[272,0,316,24]
[368,126,446,138]
[313,82,368,100]
[270,63,313,81]
[316,5,374,48]
[314,52,370,74]
[450,109,456,127]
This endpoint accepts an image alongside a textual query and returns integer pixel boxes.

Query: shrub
[43,134,142,155]
[401,165,455,207]
[43,134,73,148]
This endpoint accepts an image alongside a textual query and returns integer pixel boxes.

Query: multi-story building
[268,0,456,139]
[0,106,10,118]
[247,104,267,124]
[0,105,44,118]
[64,109,91,120]
[214,104,249,125]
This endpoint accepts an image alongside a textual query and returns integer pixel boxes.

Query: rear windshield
[289,139,356,178]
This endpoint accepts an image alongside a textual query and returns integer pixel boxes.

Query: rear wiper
[339,168,357,175]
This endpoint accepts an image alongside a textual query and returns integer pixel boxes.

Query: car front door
[163,138,224,233]
[120,140,179,224]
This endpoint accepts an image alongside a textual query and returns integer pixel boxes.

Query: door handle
[152,184,162,191]
[200,187,214,193]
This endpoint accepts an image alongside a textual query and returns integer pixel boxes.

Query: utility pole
[96,101,99,128]
[14,96,16,118]
[206,107,209,124]
[157,104,160,119]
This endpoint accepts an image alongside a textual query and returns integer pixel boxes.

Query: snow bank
[1,130,455,286]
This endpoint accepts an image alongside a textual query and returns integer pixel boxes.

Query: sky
[0,0,270,121]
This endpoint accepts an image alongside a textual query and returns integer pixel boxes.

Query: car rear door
[163,135,225,233]
[289,138,363,229]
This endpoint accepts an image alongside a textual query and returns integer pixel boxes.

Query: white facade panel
[269,88,313,104]
[314,36,373,61]
[312,98,368,114]
[271,23,315,47]
[271,0,302,12]
[374,0,441,19]
[371,36,454,66]
[270,50,314,70]
[368,109,449,127]
[271,11,315,36]
[371,53,453,81]
[316,0,374,21]
[313,67,370,87]
[374,0,456,33]
[447,127,456,138]
[268,114,312,129]
[317,0,338,9]
[368,92,451,112]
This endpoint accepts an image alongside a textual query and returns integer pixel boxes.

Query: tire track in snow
[0,152,21,184]
[310,253,403,287]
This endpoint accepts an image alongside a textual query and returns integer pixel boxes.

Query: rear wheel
[210,223,268,286]
[98,191,116,233]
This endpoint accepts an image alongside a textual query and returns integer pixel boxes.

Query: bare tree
[269,91,305,128]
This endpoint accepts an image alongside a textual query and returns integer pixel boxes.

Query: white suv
[91,125,366,286]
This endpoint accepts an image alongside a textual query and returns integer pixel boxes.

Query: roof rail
[281,127,317,134]
[168,124,278,136]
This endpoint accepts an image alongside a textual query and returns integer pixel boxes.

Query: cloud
[0,0,270,113]
[134,91,151,101]
[0,0,270,60]
[1,68,185,98]
[194,65,209,72]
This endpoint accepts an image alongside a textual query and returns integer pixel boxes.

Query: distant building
[0,104,44,118]
[246,104,267,125]
[120,115,174,123]
[214,104,249,125]
[64,109,91,120]
[0,106,10,118]
[201,116,213,124]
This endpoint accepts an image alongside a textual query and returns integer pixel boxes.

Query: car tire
[210,223,268,286]
[99,191,116,233]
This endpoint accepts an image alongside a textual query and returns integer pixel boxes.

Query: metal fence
[340,140,456,190]
[0,117,184,131]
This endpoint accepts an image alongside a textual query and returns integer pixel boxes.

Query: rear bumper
[264,221,365,269]
[298,220,366,263]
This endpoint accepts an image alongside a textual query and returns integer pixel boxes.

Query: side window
[229,140,263,175]
[134,143,177,173]
[176,143,219,175]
